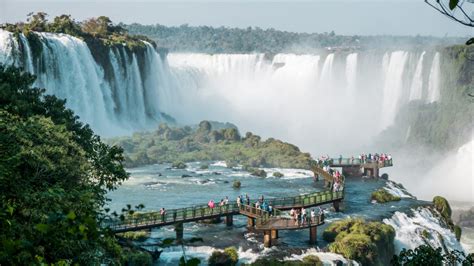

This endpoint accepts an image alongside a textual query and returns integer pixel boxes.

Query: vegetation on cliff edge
[107,121,316,170]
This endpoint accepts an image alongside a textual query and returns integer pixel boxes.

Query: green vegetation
[245,256,322,266]
[208,247,239,266]
[378,45,473,152]
[454,225,462,241]
[250,168,268,178]
[108,121,316,169]
[273,171,284,178]
[322,218,395,265]
[122,249,153,265]
[172,161,187,169]
[233,180,242,189]
[391,245,473,265]
[0,64,134,264]
[117,230,150,242]
[371,189,401,203]
[2,13,156,82]
[125,23,463,53]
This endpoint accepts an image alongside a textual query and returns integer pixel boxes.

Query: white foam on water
[284,248,359,266]
[383,180,416,199]
[383,207,465,254]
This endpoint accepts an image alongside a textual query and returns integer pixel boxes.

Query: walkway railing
[104,189,344,232]
[327,158,393,167]
[256,214,324,230]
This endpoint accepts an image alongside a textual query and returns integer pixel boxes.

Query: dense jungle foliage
[0,65,143,264]
[124,23,464,53]
[107,121,316,169]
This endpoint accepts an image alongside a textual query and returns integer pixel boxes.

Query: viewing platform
[103,190,343,247]
[315,157,393,178]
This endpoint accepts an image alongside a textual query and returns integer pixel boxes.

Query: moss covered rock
[250,169,267,178]
[273,171,284,178]
[433,196,452,221]
[233,180,241,189]
[323,218,395,265]
[371,189,401,203]
[172,161,187,169]
[208,247,238,266]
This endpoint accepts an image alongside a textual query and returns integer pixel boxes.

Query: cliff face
[378,45,473,152]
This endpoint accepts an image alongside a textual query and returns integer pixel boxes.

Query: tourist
[255,201,261,209]
[290,208,295,218]
[208,200,215,209]
[224,196,229,205]
[160,208,166,222]
[246,194,250,205]
[297,210,302,226]
[237,196,241,207]
[219,199,224,207]
[301,207,306,225]
[310,209,315,223]
[318,207,324,221]
[269,205,273,216]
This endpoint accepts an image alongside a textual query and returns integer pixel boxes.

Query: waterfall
[0,29,450,154]
[384,207,465,254]
[427,52,441,103]
[380,51,408,131]
[0,30,171,136]
[345,53,358,96]
[319,53,334,86]
[408,51,425,101]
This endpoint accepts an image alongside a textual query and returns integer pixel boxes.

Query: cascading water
[0,29,173,136]
[427,52,441,103]
[379,51,408,131]
[0,29,446,154]
[408,51,425,101]
[384,207,465,254]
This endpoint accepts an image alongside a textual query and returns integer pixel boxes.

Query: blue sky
[1,0,472,36]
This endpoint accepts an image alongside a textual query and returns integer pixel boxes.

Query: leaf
[466,37,474,46]
[66,211,76,220]
[449,0,459,10]
[162,238,175,245]
[79,224,87,234]
[7,205,14,216]
[35,223,49,233]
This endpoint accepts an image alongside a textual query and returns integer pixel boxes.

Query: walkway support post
[226,214,233,226]
[175,222,184,242]
[309,226,317,244]
[264,230,272,247]
[271,229,278,239]
[247,217,255,227]
[333,200,341,212]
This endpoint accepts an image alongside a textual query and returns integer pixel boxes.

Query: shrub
[122,250,152,266]
[301,255,322,266]
[250,169,267,178]
[200,164,209,170]
[323,218,395,265]
[433,196,452,221]
[172,161,187,169]
[454,225,462,241]
[224,247,239,265]
[273,171,284,177]
[117,230,150,242]
[209,248,238,266]
[370,189,401,203]
[233,180,241,189]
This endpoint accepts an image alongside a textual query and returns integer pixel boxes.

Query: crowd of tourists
[358,153,392,165]
[289,207,324,226]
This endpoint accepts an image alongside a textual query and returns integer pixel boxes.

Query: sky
[0,0,473,37]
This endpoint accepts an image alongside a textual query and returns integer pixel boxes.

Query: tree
[391,245,473,265]
[425,0,474,45]
[0,65,128,264]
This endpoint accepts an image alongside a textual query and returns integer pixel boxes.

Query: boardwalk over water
[105,157,392,246]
